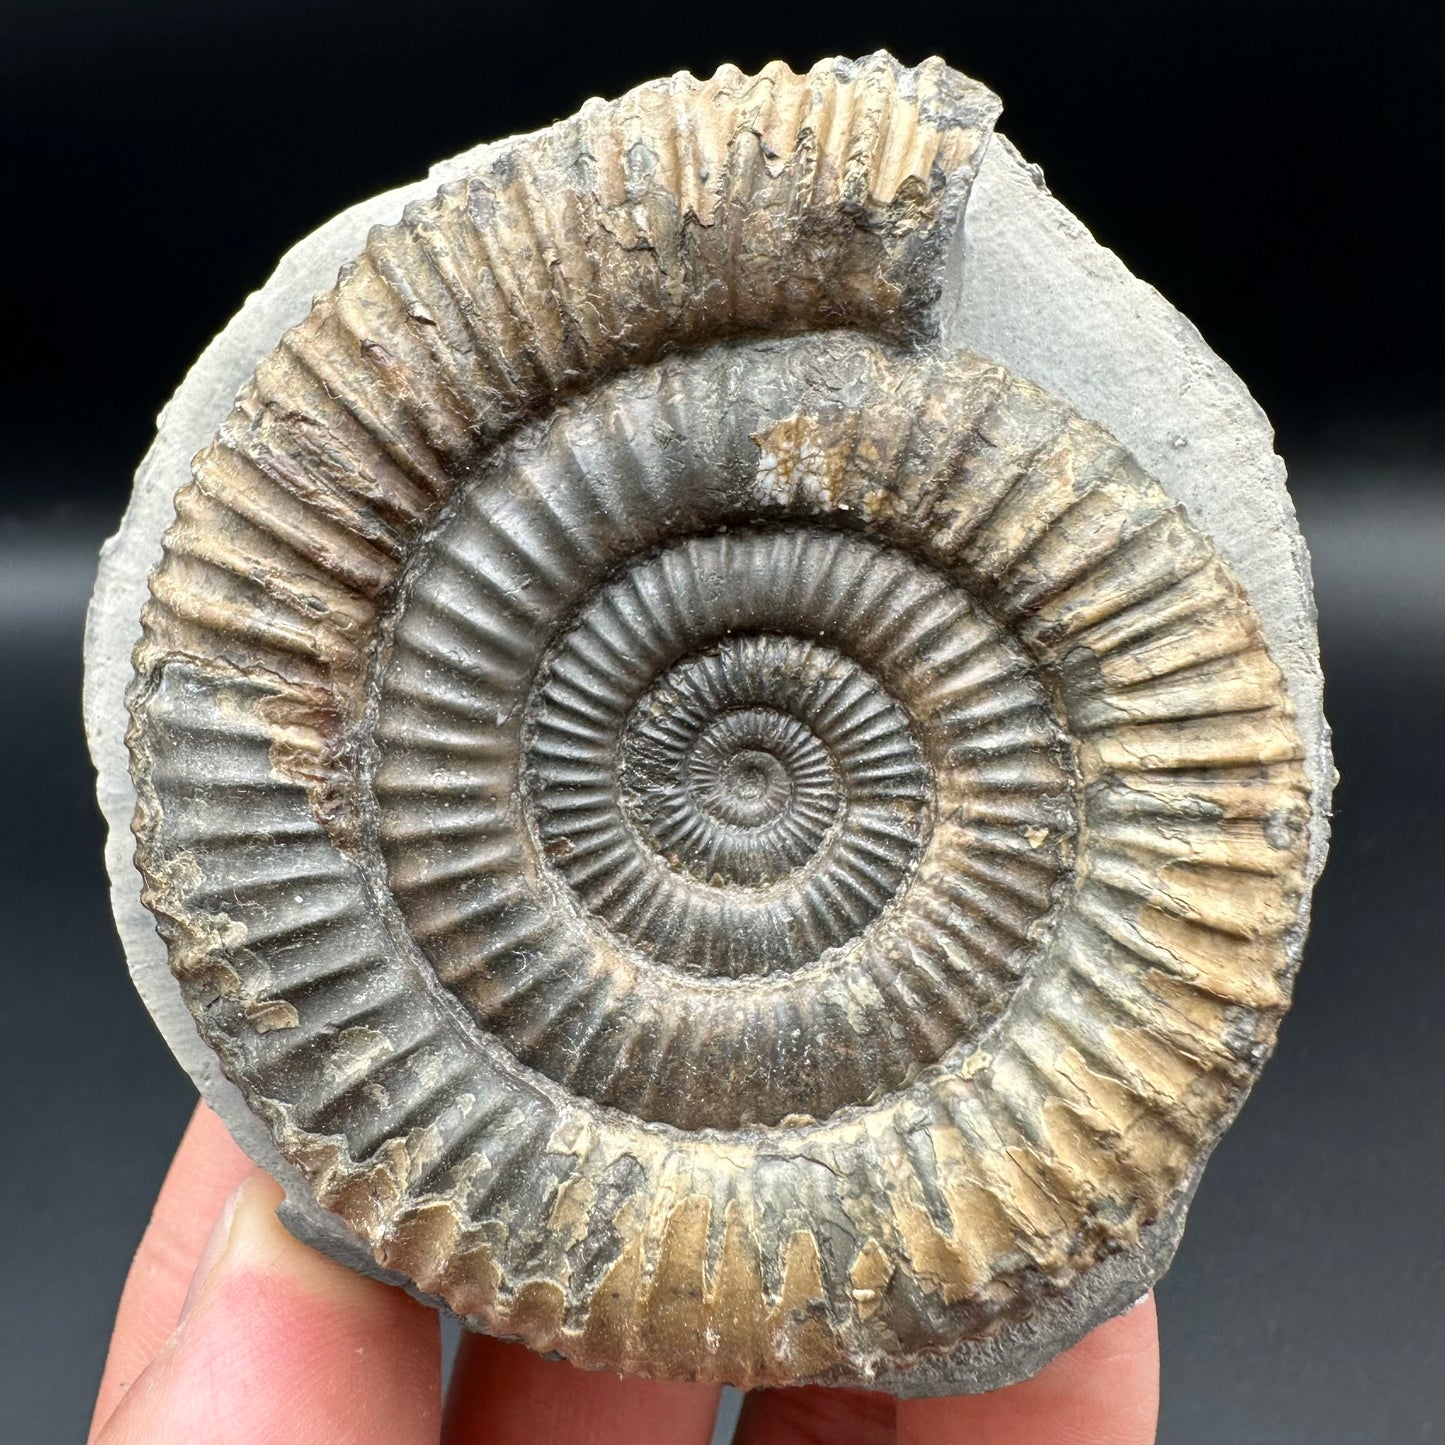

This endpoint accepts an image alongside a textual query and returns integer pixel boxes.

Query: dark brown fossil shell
[118,53,1318,1392]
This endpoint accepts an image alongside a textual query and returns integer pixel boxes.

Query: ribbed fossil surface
[127,54,1312,1390]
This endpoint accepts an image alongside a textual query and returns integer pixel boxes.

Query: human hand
[90,1104,1158,1444]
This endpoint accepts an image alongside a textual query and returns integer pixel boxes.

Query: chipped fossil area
[86,53,1332,1394]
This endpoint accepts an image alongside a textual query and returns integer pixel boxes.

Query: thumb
[94,1168,441,1445]
[898,1293,1159,1445]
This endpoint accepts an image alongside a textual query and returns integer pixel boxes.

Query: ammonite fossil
[86,53,1332,1394]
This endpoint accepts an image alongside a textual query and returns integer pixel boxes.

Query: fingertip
[95,1165,442,1445]
[90,1102,257,1439]
[445,1333,722,1445]
[734,1383,895,1445]
[897,1293,1160,1445]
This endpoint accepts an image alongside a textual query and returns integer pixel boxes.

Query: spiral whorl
[122,54,1314,1395]
[625,653,849,889]
[537,618,928,971]
[372,374,1081,1129]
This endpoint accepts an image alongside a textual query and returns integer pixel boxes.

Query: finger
[91,1101,255,1437]
[734,1384,895,1444]
[94,1167,442,1445]
[897,1293,1159,1445]
[443,1332,722,1445]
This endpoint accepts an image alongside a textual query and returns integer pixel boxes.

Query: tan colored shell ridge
[126,53,1310,1391]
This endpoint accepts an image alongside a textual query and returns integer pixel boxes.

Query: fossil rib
[97,52,1329,1395]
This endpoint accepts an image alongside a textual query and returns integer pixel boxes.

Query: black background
[1,3,1441,1442]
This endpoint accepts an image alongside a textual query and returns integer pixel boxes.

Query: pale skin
[91,1104,1159,1445]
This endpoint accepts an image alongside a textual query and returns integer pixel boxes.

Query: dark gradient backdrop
[2,3,1441,1442]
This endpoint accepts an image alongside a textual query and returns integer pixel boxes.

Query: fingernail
[177,1175,248,1324]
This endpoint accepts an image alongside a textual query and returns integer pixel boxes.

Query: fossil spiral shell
[121,54,1319,1392]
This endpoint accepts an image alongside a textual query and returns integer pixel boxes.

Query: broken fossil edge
[85,55,1332,1395]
